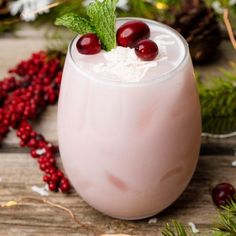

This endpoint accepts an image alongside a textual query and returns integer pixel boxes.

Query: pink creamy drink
[58,18,201,219]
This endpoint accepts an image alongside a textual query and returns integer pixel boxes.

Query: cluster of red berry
[0,51,70,193]
[77,20,159,61]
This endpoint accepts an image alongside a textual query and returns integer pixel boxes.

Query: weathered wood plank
[0,153,235,235]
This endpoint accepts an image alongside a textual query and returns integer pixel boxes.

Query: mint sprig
[55,0,118,51]
[87,0,117,51]
[55,13,95,35]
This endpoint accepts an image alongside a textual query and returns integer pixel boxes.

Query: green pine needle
[162,221,192,236]
[212,201,236,236]
[197,63,236,134]
[161,202,236,236]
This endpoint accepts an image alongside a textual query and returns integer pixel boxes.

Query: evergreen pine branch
[202,116,236,134]
[198,63,236,117]
[221,200,236,214]
[161,202,236,236]
[197,63,236,134]
[162,221,193,236]
[212,201,236,235]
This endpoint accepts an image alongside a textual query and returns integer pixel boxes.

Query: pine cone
[171,4,222,64]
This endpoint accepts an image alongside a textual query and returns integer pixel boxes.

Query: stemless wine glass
[57,18,201,220]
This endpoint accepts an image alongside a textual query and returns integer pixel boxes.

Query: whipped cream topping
[93,34,174,82]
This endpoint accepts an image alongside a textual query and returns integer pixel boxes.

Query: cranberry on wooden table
[116,20,150,48]
[18,121,71,193]
[212,183,236,207]
[0,52,71,193]
[135,39,158,61]
[49,182,57,191]
[76,33,102,55]
[60,178,71,193]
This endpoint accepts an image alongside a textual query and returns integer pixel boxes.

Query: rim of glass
[69,17,189,86]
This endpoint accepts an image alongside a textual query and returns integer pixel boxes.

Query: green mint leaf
[87,0,118,51]
[55,13,95,34]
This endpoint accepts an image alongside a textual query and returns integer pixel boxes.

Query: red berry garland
[0,51,70,193]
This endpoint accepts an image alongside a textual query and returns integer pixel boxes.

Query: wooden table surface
[0,26,236,236]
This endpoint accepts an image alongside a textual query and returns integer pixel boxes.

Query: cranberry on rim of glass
[116,20,150,48]
[135,39,159,61]
[76,20,159,61]
[76,33,102,55]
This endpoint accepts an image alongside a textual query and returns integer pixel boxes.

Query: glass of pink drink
[58,18,201,220]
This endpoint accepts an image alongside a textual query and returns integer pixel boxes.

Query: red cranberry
[116,20,150,48]
[60,177,69,186]
[30,149,39,158]
[38,140,46,148]
[49,182,57,191]
[60,182,70,193]
[135,39,158,61]
[21,133,29,142]
[45,143,56,153]
[57,170,64,178]
[24,124,32,131]
[76,33,101,55]
[51,173,60,183]
[45,161,52,168]
[212,183,236,207]
[16,130,21,137]
[40,163,46,171]
[49,167,57,175]
[28,138,38,148]
[60,178,70,193]
[48,157,55,165]
[30,131,37,137]
[43,175,51,183]
[38,156,46,164]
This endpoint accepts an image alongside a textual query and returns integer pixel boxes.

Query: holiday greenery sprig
[55,0,117,51]
[197,63,236,134]
[213,201,236,235]
[161,201,236,236]
[162,220,193,236]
